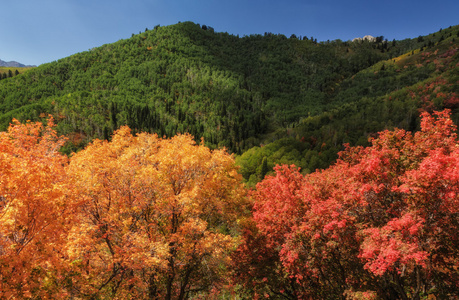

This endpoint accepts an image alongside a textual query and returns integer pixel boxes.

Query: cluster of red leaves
[234,110,459,299]
[408,77,459,111]
[419,47,458,70]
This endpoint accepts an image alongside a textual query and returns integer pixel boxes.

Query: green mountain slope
[237,27,459,184]
[0,23,404,147]
[0,22,458,170]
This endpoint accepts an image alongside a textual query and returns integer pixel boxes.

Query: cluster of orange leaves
[0,119,248,299]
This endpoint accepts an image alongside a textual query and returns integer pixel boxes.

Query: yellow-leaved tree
[67,127,248,299]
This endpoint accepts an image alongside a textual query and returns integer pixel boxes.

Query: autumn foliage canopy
[2,110,459,299]
[0,121,248,299]
[0,118,75,298]
[233,110,459,299]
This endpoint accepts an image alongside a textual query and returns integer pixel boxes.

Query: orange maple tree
[66,127,248,299]
[0,118,76,298]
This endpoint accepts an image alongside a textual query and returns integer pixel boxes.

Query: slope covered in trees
[237,26,459,184]
[0,22,458,187]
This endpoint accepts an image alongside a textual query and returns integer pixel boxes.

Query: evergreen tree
[258,156,269,180]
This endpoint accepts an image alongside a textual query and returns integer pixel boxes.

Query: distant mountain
[0,59,36,68]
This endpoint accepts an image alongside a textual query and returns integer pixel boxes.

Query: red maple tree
[235,110,459,299]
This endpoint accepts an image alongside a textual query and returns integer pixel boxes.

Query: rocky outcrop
[352,35,376,42]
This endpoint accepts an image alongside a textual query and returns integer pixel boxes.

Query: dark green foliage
[258,157,269,180]
[237,25,459,181]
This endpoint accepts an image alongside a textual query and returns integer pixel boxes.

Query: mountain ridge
[0,58,36,68]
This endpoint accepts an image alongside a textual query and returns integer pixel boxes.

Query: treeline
[0,68,19,80]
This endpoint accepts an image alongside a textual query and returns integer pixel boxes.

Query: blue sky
[1,0,458,66]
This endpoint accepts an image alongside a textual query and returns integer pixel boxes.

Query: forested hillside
[0,22,458,180]
[237,26,459,184]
